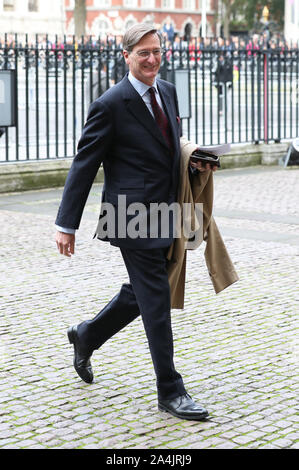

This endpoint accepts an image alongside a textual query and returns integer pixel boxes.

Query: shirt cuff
[55,225,76,234]
[189,164,199,175]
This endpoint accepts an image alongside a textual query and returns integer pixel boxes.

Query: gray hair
[123,23,162,52]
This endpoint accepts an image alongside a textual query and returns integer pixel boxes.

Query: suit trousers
[77,246,186,400]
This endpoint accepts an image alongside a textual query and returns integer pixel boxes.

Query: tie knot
[149,87,156,97]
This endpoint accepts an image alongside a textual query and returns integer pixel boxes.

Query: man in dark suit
[55,23,210,420]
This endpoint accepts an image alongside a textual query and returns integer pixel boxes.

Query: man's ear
[123,50,130,64]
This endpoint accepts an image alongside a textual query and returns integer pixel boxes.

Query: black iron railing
[1,33,299,162]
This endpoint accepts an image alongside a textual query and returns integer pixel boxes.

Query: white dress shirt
[55,72,165,234]
[127,71,165,117]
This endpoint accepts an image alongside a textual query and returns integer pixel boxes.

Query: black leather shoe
[158,393,209,421]
[67,325,94,384]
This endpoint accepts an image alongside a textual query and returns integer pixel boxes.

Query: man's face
[123,33,162,86]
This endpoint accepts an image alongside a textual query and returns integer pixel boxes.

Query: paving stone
[0,166,298,449]
[270,438,295,448]
[213,442,239,449]
[234,424,256,433]
[219,430,239,439]
[259,443,284,449]
[244,430,269,440]
[13,439,40,448]
[189,437,227,448]
[232,435,257,445]
[289,442,299,449]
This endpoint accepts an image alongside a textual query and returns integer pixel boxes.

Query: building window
[141,0,155,8]
[161,0,174,9]
[94,0,111,7]
[183,0,196,9]
[3,0,15,11]
[199,0,210,9]
[98,19,110,33]
[123,0,138,7]
[28,0,39,12]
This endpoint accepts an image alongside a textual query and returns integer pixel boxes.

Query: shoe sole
[158,403,209,421]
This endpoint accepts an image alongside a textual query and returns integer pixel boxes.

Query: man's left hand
[190,161,218,172]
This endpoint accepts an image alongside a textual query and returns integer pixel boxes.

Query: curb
[220,141,289,169]
[0,158,104,193]
[0,142,290,193]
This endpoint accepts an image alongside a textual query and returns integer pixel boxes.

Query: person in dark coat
[214,54,233,114]
[55,23,212,421]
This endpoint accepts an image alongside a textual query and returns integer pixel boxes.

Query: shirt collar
[128,71,158,97]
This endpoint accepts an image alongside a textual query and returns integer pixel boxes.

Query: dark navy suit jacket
[55,73,182,249]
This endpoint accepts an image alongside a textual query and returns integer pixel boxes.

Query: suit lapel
[121,75,169,150]
[157,79,180,157]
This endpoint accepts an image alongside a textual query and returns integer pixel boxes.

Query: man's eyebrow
[137,48,161,51]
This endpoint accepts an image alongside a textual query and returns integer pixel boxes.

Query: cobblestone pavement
[0,165,298,450]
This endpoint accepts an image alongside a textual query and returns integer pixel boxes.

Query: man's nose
[146,52,157,63]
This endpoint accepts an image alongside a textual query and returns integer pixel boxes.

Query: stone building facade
[65,0,218,38]
[0,0,65,35]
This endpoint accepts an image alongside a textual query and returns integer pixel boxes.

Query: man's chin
[142,70,159,82]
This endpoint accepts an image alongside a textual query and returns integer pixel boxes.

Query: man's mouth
[143,65,158,71]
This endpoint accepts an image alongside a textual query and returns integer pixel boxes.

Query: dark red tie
[149,87,173,152]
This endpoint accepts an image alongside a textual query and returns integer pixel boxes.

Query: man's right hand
[55,231,75,257]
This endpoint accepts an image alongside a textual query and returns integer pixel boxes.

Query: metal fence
[1,34,299,162]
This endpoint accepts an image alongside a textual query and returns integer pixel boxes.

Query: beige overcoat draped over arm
[167,137,239,309]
